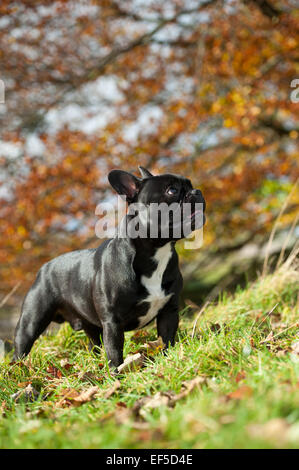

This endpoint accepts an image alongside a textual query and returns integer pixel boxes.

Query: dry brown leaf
[59,358,68,367]
[247,418,290,444]
[135,392,175,418]
[72,386,99,404]
[59,388,81,400]
[46,364,63,379]
[131,330,151,344]
[59,359,72,370]
[144,336,165,352]
[235,371,246,383]
[17,381,32,388]
[57,386,99,407]
[117,353,145,373]
[227,385,253,400]
[56,388,80,407]
[132,337,165,356]
[103,379,121,399]
[172,377,206,403]
[133,377,205,417]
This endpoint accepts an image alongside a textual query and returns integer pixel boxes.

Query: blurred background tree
[0,0,298,328]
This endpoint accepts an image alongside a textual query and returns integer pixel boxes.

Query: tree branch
[244,0,281,19]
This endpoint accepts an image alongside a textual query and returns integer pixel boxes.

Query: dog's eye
[167,187,178,196]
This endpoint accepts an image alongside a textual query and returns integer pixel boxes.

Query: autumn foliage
[0,0,298,297]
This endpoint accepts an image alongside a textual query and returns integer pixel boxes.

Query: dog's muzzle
[185,189,206,211]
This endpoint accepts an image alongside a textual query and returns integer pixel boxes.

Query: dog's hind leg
[13,286,56,360]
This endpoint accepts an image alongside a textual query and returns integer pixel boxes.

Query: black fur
[14,168,205,370]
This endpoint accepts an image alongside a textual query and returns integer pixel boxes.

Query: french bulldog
[13,167,206,370]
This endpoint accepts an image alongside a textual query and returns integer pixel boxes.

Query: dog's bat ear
[108,170,141,201]
[138,166,153,179]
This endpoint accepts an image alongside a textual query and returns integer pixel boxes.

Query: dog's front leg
[102,321,124,370]
[156,302,179,349]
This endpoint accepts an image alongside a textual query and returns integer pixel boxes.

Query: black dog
[14,167,205,370]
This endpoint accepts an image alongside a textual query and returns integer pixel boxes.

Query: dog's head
[108,167,206,240]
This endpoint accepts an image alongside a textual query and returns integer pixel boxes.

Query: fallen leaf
[133,377,205,417]
[235,371,246,383]
[227,385,253,400]
[59,359,72,370]
[72,386,99,404]
[46,364,63,379]
[131,330,151,344]
[57,386,99,407]
[103,380,121,399]
[56,388,81,407]
[134,391,175,418]
[117,353,145,373]
[133,337,165,356]
[247,418,289,444]
[17,381,32,388]
[172,377,206,403]
[144,336,165,352]
[116,401,127,408]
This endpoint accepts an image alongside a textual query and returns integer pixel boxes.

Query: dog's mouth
[137,195,206,236]
[169,206,205,231]
[188,208,203,220]
[185,210,205,230]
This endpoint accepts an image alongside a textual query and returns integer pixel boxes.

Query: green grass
[0,261,298,449]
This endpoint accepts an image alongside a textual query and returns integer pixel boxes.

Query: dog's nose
[191,189,202,196]
[186,189,206,211]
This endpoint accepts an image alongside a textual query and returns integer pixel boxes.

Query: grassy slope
[0,261,298,449]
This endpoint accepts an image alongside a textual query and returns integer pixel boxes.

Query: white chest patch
[137,243,173,328]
